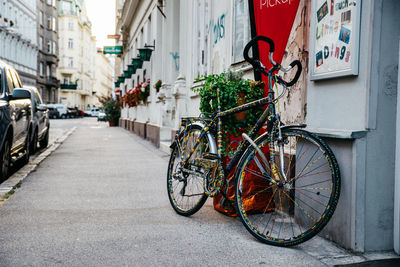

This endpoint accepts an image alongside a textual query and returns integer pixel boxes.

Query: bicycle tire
[235,128,340,246]
[167,124,209,216]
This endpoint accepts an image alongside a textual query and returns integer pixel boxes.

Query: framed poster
[310,0,361,80]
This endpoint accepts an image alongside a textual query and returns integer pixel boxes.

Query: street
[0,118,368,266]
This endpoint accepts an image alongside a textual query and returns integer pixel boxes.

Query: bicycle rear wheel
[235,128,340,246]
[167,124,209,216]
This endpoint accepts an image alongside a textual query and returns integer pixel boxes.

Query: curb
[0,127,77,200]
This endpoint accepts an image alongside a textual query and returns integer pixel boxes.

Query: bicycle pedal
[203,153,220,160]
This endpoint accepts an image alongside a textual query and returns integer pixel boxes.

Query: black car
[48,106,60,119]
[23,86,50,154]
[0,61,32,180]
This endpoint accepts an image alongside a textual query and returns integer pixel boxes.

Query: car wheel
[0,138,11,181]
[39,128,49,149]
[61,114,66,119]
[30,130,38,155]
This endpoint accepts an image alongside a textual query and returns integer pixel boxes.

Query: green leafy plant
[153,79,162,93]
[192,71,265,156]
[100,96,121,122]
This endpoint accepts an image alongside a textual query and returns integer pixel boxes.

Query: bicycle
[167,36,341,247]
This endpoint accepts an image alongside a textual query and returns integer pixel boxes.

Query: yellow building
[57,0,97,109]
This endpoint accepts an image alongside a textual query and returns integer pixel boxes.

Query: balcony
[60,83,77,90]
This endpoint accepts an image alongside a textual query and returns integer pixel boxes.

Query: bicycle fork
[242,125,289,186]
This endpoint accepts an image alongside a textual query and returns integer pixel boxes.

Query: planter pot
[234,92,246,120]
[108,120,118,127]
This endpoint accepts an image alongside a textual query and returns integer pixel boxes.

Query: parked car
[23,86,50,154]
[0,61,32,180]
[67,106,79,118]
[85,107,100,117]
[48,106,60,119]
[97,111,106,121]
[47,104,68,119]
[83,109,91,117]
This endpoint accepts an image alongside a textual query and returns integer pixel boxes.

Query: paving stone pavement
[0,118,398,266]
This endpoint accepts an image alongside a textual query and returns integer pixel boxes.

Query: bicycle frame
[178,87,276,179]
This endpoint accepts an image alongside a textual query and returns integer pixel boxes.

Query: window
[47,0,51,5]
[68,38,73,49]
[233,0,251,63]
[39,36,43,50]
[39,62,44,77]
[10,69,22,88]
[63,76,70,84]
[40,11,43,25]
[47,16,51,29]
[52,0,56,7]
[62,1,71,14]
[5,69,15,94]
[46,64,51,78]
[52,41,56,54]
[68,57,73,67]
[34,90,42,106]
[52,17,56,31]
[68,20,74,30]
[47,40,52,53]
[193,0,209,77]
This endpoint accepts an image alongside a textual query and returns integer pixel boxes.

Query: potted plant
[192,70,265,157]
[153,79,162,93]
[139,80,150,103]
[100,96,121,126]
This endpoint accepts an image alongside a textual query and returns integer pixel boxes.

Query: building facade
[0,0,38,86]
[116,0,400,254]
[116,0,307,148]
[37,0,60,104]
[57,0,97,109]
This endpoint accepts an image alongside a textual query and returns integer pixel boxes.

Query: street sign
[107,34,120,39]
[103,46,123,54]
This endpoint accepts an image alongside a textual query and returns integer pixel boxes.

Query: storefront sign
[103,46,123,54]
[248,0,300,81]
[310,0,361,80]
[107,34,120,39]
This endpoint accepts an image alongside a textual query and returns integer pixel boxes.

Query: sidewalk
[0,121,398,266]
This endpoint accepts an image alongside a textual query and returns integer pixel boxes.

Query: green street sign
[103,46,123,54]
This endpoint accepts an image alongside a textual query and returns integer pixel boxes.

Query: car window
[34,90,42,105]
[5,69,14,94]
[10,69,22,88]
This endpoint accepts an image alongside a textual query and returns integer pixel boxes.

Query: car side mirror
[11,88,31,100]
[37,104,48,111]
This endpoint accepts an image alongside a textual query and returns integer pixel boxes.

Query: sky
[85,0,116,48]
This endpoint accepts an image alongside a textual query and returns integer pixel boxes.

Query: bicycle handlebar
[243,35,302,87]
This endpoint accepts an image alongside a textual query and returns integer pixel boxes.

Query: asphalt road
[0,118,360,266]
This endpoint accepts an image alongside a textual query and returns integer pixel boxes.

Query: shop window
[232,0,251,63]
[193,0,209,78]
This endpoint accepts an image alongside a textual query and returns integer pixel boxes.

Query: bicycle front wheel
[167,124,209,216]
[235,128,340,246]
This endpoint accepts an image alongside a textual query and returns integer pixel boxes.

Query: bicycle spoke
[236,129,340,246]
